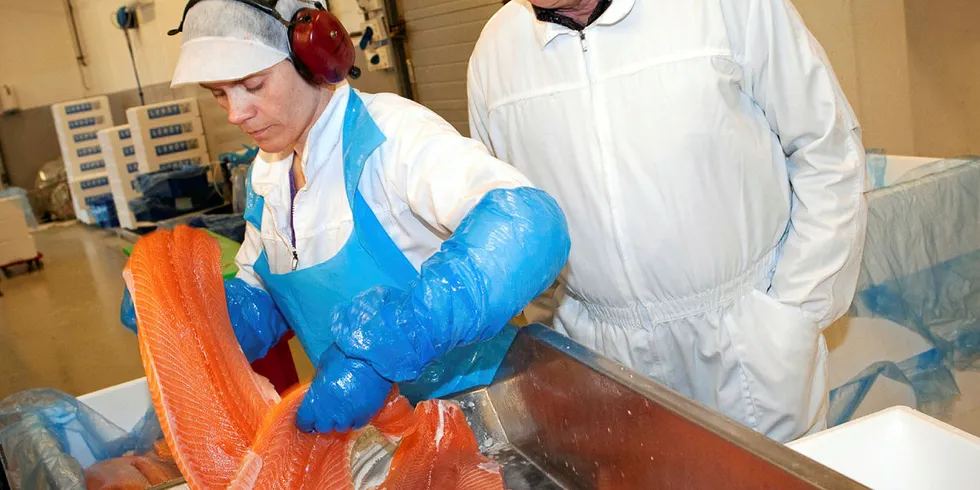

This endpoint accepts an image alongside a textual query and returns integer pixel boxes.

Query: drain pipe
[65,0,88,67]
[65,0,92,90]
[381,0,414,100]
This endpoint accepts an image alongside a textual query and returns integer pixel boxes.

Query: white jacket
[468,0,867,440]
[236,84,531,286]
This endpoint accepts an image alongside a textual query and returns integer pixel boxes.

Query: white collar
[530,0,637,47]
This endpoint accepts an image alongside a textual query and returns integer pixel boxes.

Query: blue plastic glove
[223,278,290,362]
[121,288,138,333]
[297,187,570,430]
[295,345,393,433]
[119,278,289,363]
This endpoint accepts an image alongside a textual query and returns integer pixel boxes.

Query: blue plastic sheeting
[166,213,247,243]
[87,195,120,229]
[830,157,980,426]
[865,149,887,190]
[0,187,39,229]
[0,389,161,489]
[135,165,212,200]
[829,349,962,427]
[218,145,259,170]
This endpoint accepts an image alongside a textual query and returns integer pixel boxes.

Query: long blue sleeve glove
[119,278,289,363]
[296,187,570,432]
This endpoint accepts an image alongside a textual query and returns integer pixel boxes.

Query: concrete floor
[0,223,315,400]
[0,224,143,398]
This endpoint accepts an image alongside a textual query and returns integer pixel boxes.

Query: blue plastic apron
[247,92,515,402]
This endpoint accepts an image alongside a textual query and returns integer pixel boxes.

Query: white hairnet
[171,0,313,87]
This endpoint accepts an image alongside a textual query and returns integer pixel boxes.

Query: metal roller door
[397,0,505,136]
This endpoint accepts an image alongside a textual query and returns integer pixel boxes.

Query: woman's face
[202,61,320,154]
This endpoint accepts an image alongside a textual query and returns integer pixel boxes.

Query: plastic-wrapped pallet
[98,125,141,229]
[126,98,209,174]
[51,96,115,224]
[0,196,38,267]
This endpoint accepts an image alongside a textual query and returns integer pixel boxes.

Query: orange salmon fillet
[125,227,503,490]
[379,400,504,489]
[84,455,182,490]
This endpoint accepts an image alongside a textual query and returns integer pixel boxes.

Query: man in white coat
[467,0,867,442]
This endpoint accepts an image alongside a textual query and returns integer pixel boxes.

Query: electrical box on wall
[356,0,383,14]
[364,45,393,72]
[1,85,21,115]
[359,17,393,72]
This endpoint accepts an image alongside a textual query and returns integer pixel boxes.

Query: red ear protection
[288,8,358,85]
[169,0,359,85]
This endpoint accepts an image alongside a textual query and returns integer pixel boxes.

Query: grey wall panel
[400,0,503,137]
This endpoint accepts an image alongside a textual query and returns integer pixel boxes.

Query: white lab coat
[468,0,867,441]
[235,84,531,286]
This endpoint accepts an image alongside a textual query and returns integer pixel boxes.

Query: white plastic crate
[52,96,115,188]
[125,98,200,129]
[69,173,113,224]
[99,125,141,229]
[790,406,980,490]
[51,96,111,130]
[55,112,112,135]
[143,149,211,174]
[64,155,109,181]
[130,117,204,163]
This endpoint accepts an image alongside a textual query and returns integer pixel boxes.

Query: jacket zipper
[289,169,300,271]
[579,27,642,300]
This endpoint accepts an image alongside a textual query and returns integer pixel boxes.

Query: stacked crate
[51,96,114,224]
[97,125,140,229]
[126,98,210,175]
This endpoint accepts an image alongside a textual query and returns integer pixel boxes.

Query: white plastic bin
[790,406,980,490]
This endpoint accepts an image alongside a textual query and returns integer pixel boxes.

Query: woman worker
[121,0,569,433]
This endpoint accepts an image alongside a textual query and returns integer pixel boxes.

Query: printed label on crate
[159,156,203,171]
[68,116,105,130]
[118,128,132,140]
[154,139,200,157]
[73,131,98,143]
[80,176,110,190]
[123,145,136,157]
[149,123,195,139]
[64,101,102,115]
[79,159,106,172]
[84,193,114,206]
[76,145,102,158]
[126,162,140,174]
[147,103,193,120]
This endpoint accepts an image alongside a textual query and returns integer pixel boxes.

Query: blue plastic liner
[829,157,980,426]
[185,214,246,243]
[87,195,120,229]
[0,389,162,490]
[136,165,212,200]
[865,148,887,190]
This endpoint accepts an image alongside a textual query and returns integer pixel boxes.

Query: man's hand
[295,345,393,433]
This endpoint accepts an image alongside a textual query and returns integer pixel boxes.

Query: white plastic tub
[78,377,152,431]
[789,406,980,489]
[78,379,190,488]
